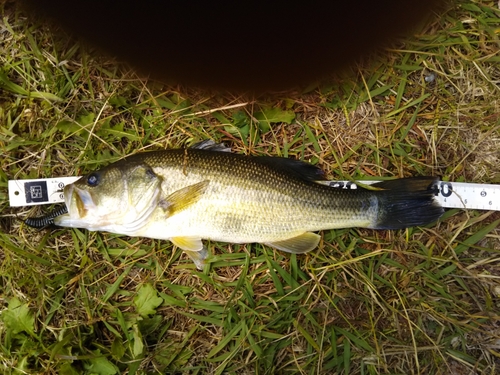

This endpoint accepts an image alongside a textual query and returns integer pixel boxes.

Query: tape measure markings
[326,180,499,211]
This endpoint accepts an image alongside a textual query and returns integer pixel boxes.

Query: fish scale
[137,149,374,233]
[51,147,443,268]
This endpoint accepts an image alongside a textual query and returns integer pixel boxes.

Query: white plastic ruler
[8,177,81,207]
[7,177,500,211]
[326,180,500,211]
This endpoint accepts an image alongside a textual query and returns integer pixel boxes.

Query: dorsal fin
[190,141,326,182]
[254,156,326,182]
[189,140,231,152]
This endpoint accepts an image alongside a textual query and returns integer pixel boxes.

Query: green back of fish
[117,149,379,241]
[57,147,442,265]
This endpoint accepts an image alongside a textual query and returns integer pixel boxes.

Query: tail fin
[371,177,443,229]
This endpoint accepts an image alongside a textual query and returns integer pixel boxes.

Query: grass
[1,0,500,374]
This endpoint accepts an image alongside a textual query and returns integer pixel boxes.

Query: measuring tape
[7,177,500,211]
[326,180,500,211]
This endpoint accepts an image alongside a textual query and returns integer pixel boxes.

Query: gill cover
[55,162,162,232]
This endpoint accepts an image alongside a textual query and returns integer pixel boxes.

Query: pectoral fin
[160,180,209,216]
[265,232,321,254]
[170,236,209,270]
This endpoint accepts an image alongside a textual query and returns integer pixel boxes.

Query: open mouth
[74,190,87,218]
[65,185,95,219]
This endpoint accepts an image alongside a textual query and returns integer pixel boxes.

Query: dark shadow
[19,0,448,92]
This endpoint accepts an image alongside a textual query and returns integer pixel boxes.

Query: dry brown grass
[1,0,499,374]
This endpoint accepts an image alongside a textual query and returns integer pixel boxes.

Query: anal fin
[265,232,321,254]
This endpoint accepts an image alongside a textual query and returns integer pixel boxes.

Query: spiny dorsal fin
[189,140,231,152]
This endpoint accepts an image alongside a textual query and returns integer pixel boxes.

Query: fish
[42,141,443,269]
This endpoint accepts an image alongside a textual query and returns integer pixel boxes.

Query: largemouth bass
[46,143,443,268]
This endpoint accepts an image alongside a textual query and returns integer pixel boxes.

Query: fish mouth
[64,184,96,219]
[54,184,97,227]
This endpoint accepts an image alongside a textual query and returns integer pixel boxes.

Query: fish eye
[86,173,100,187]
